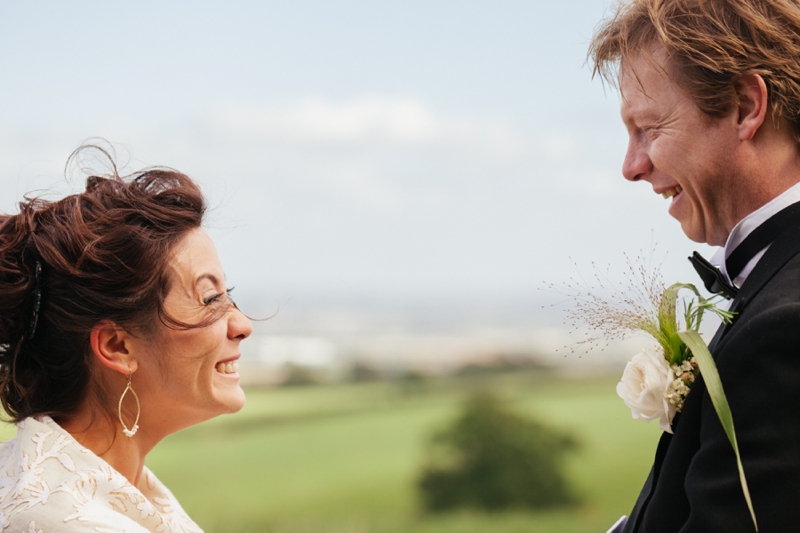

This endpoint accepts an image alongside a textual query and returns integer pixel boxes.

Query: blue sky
[0,1,715,314]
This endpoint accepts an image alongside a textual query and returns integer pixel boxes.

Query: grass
[142,371,661,532]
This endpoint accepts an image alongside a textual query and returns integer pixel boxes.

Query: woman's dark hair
[0,146,206,423]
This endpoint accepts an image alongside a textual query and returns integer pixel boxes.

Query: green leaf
[660,283,702,364]
[679,330,758,532]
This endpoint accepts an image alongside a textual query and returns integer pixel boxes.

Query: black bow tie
[689,201,800,299]
[689,252,738,299]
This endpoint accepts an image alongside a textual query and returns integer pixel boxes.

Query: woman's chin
[227,388,246,413]
[221,384,247,414]
[210,373,247,414]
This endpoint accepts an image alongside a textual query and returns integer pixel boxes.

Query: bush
[280,364,319,387]
[349,361,382,383]
[455,355,550,377]
[418,391,579,512]
[398,369,428,396]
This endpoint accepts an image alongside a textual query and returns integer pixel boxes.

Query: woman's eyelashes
[203,287,234,306]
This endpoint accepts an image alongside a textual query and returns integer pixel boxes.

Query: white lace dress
[0,416,203,532]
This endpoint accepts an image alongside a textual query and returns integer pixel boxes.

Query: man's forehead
[619,48,687,116]
[619,47,674,98]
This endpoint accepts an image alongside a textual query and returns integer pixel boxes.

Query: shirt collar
[710,181,800,287]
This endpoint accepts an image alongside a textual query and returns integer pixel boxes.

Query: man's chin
[673,214,704,243]
[681,226,707,244]
[678,220,726,246]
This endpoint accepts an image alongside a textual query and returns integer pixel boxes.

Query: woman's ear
[89,321,138,375]
[736,73,769,141]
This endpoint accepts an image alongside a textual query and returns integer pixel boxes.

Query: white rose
[616,348,677,434]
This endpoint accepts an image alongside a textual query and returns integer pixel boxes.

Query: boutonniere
[551,257,758,530]
[616,282,731,434]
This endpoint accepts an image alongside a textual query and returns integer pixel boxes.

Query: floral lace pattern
[0,417,203,532]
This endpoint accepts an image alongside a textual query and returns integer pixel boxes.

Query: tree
[418,391,578,512]
[349,361,382,382]
[280,364,319,386]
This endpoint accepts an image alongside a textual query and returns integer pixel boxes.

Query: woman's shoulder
[0,417,143,531]
[0,417,202,533]
[0,417,81,500]
[8,510,151,532]
[138,466,204,532]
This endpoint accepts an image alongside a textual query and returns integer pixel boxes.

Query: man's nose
[622,138,653,182]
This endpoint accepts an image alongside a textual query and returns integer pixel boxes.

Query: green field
[139,371,660,533]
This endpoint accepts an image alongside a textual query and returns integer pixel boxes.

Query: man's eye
[642,124,662,139]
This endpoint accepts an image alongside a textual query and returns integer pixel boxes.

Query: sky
[0,1,717,321]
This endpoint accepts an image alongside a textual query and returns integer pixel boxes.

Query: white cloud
[210,95,525,156]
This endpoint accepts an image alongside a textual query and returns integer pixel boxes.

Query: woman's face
[134,228,252,434]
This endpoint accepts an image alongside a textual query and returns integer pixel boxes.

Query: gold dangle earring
[118,371,140,437]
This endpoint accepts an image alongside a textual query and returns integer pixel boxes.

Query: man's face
[620,48,741,246]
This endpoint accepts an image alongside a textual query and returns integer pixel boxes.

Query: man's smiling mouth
[662,185,683,199]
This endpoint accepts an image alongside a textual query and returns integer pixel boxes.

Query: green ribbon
[679,330,758,532]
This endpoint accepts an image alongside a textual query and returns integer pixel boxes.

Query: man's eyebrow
[621,102,659,126]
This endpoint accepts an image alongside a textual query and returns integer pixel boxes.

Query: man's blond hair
[590,0,800,144]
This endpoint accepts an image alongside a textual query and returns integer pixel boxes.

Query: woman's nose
[228,306,253,340]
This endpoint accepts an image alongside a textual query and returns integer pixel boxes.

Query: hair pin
[27,260,42,340]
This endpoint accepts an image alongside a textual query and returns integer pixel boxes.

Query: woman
[0,148,252,531]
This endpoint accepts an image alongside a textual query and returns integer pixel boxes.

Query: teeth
[661,185,683,199]
[215,361,239,374]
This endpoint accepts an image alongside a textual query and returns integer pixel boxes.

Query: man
[590,1,800,531]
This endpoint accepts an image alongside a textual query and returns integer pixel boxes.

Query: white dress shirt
[710,181,800,289]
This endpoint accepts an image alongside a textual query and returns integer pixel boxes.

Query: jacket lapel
[711,219,800,351]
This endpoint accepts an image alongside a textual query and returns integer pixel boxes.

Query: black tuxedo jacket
[623,223,800,532]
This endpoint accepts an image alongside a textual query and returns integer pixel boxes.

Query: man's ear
[736,74,769,141]
[89,321,138,375]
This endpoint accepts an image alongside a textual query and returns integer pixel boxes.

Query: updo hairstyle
[0,148,206,424]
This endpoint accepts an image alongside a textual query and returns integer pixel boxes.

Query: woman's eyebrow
[194,273,224,288]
